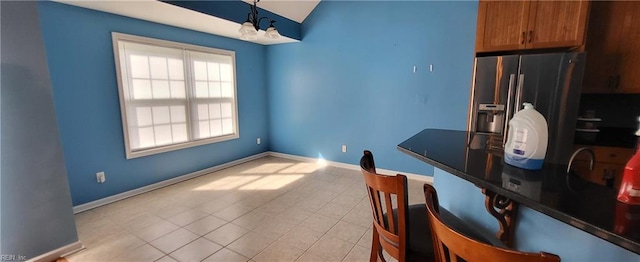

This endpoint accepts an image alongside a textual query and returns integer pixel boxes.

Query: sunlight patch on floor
[278,162,321,174]
[239,174,304,190]
[195,161,325,191]
[240,163,294,174]
[193,175,261,191]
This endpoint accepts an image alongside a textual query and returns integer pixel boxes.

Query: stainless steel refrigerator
[467,53,585,165]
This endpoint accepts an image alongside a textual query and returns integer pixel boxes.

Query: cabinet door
[526,0,590,49]
[615,2,640,94]
[582,1,625,94]
[475,0,530,52]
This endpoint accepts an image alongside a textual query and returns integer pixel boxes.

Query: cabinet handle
[521,31,525,44]
[615,75,621,89]
[528,30,533,43]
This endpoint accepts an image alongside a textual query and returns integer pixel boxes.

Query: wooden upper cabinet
[526,1,590,49]
[475,0,589,53]
[475,1,530,52]
[583,1,640,94]
[582,1,625,93]
[616,2,640,93]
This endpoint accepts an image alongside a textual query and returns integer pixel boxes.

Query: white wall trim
[27,241,83,262]
[73,151,432,213]
[267,151,433,183]
[73,152,269,213]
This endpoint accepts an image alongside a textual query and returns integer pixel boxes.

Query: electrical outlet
[341,145,347,153]
[257,137,261,145]
[96,172,106,183]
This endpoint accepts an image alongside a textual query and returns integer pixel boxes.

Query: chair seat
[406,204,435,258]
[390,204,495,259]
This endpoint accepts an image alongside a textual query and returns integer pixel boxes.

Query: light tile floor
[67,156,427,262]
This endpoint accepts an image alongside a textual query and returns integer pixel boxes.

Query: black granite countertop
[398,129,640,254]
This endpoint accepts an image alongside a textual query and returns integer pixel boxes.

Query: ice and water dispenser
[475,104,505,134]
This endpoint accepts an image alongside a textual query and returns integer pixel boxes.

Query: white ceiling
[54,0,320,45]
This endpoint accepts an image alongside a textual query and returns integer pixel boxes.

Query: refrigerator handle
[515,74,525,113]
[503,74,516,145]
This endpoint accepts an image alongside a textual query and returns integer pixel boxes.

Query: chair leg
[370,227,380,262]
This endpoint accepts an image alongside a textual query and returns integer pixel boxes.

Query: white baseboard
[73,151,432,214]
[73,152,269,213]
[267,151,433,183]
[27,241,83,262]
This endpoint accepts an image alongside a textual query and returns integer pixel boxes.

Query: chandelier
[238,0,280,40]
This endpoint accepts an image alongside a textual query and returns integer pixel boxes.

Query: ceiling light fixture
[239,0,280,41]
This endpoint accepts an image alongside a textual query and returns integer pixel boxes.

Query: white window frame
[112,32,239,159]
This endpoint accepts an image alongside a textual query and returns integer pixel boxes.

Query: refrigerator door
[469,55,520,136]
[519,53,585,164]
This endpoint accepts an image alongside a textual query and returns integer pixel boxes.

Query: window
[112,33,239,159]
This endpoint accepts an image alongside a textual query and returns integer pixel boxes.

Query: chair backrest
[360,150,410,261]
[423,184,561,262]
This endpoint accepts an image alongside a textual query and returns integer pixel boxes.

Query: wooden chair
[360,150,434,262]
[423,183,561,262]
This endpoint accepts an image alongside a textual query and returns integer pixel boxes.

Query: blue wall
[265,1,478,176]
[37,2,269,205]
[434,168,640,261]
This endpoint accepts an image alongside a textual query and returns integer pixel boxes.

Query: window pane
[154,125,172,145]
[194,61,207,81]
[149,56,168,79]
[207,62,220,81]
[221,82,233,97]
[170,106,186,123]
[197,104,209,120]
[210,119,222,137]
[168,58,184,80]
[209,82,221,98]
[209,103,221,119]
[198,120,210,138]
[221,103,232,118]
[152,80,170,99]
[132,79,152,99]
[170,81,185,98]
[130,55,149,78]
[220,64,232,82]
[195,81,208,98]
[222,118,233,134]
[172,124,188,142]
[135,107,153,126]
[138,127,155,148]
[152,106,170,124]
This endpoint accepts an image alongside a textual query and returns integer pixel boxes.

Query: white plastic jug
[504,103,548,170]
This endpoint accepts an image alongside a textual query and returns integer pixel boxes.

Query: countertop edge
[397,145,640,254]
